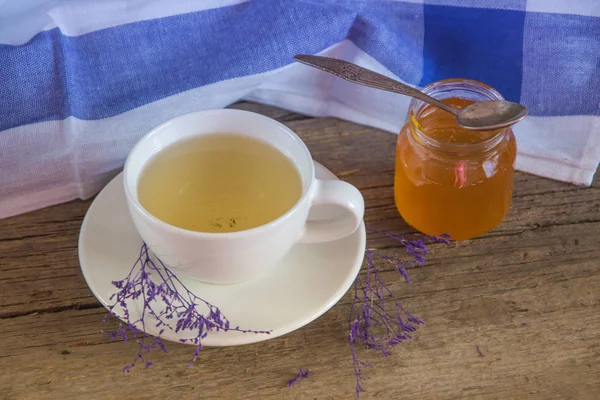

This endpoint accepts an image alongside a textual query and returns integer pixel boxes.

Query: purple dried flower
[476,344,484,357]
[102,243,270,371]
[287,368,310,387]
[349,230,449,397]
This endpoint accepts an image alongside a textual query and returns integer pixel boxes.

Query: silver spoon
[294,54,528,131]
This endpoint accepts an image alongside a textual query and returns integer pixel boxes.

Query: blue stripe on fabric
[0,1,354,131]
[345,1,425,86]
[420,5,526,102]
[521,11,600,116]
[424,0,526,11]
[0,29,67,128]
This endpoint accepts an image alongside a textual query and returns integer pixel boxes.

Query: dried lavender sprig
[103,243,270,371]
[476,344,484,357]
[349,231,449,397]
[287,368,310,387]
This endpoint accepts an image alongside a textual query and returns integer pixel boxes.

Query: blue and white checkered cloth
[1,0,599,218]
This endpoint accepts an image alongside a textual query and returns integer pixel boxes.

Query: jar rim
[417,78,504,101]
[408,78,508,153]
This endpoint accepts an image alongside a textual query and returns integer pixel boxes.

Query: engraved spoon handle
[294,54,458,116]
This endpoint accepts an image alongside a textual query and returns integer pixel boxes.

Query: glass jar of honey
[394,79,517,240]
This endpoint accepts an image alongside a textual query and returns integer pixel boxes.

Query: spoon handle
[294,54,457,116]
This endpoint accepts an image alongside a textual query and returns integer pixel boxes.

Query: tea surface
[138,133,303,233]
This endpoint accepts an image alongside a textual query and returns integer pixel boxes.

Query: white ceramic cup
[123,109,364,284]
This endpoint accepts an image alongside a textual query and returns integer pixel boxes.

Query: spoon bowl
[457,100,528,130]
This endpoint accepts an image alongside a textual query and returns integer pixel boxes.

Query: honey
[394,79,517,240]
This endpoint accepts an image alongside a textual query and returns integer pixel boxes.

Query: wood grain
[1,102,599,400]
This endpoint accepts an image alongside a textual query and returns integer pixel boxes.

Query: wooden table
[1,102,599,400]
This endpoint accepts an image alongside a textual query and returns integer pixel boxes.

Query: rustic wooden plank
[1,103,599,399]
[0,200,97,317]
[1,264,598,400]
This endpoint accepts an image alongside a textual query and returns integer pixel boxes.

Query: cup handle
[298,179,365,244]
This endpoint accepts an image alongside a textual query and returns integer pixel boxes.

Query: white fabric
[1,1,598,220]
[0,0,248,45]
[526,0,600,17]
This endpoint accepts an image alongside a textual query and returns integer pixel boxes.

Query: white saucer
[78,162,366,346]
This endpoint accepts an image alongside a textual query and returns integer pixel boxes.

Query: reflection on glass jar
[394,79,517,240]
